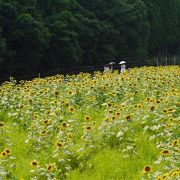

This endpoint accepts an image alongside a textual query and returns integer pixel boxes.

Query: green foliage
[68,137,159,180]
[11,13,50,72]
[0,0,180,75]
[0,27,6,57]
[142,0,180,55]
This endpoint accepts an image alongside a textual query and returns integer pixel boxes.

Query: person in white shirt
[119,61,126,73]
[104,64,110,72]
[109,62,115,72]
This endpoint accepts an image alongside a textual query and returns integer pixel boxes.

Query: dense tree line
[0,0,180,76]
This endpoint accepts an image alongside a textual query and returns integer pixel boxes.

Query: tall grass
[69,134,159,180]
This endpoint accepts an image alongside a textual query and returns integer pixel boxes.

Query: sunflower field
[0,66,180,180]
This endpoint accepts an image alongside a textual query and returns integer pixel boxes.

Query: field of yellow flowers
[0,66,179,180]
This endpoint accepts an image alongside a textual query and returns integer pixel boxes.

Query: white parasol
[119,61,126,65]
[109,62,115,65]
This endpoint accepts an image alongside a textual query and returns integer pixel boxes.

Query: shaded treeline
[0,0,180,77]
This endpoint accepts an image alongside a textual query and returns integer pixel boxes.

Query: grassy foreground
[0,66,180,179]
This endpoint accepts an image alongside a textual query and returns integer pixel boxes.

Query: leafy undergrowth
[69,133,159,180]
[0,66,180,179]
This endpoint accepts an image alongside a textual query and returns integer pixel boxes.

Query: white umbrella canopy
[109,62,115,65]
[119,61,126,65]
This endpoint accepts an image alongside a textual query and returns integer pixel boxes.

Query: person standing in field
[104,64,110,72]
[109,62,115,72]
[119,61,126,73]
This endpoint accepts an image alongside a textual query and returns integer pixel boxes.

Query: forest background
[0,0,180,78]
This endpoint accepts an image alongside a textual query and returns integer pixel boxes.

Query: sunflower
[168,118,174,122]
[43,120,51,126]
[25,88,30,92]
[149,99,155,103]
[58,125,65,131]
[31,160,38,167]
[150,106,155,111]
[4,149,11,155]
[167,122,174,128]
[0,151,7,157]
[40,130,48,136]
[109,110,113,114]
[40,90,44,94]
[169,169,180,177]
[161,149,170,155]
[110,92,116,96]
[65,102,70,107]
[86,126,92,131]
[162,109,168,113]
[115,112,121,116]
[53,100,58,104]
[146,97,150,102]
[28,99,32,104]
[16,87,20,91]
[143,165,151,173]
[163,93,168,96]
[68,133,73,138]
[67,90,73,95]
[172,139,179,147]
[69,107,75,112]
[162,173,169,179]
[156,175,163,180]
[167,108,174,113]
[105,117,110,122]
[156,100,161,104]
[61,100,65,104]
[107,103,112,107]
[46,163,56,172]
[33,114,39,119]
[84,115,91,121]
[55,142,64,148]
[62,122,69,128]
[125,114,132,121]
[18,105,24,109]
[112,116,115,120]
[0,122,4,128]
[54,91,60,96]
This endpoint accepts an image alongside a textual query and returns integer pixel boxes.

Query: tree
[142,0,180,56]
[0,0,180,77]
[41,10,82,70]
[0,27,6,72]
[10,13,50,73]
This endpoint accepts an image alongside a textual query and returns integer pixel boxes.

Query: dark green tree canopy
[0,0,179,76]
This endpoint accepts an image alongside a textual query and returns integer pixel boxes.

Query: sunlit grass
[69,133,159,180]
